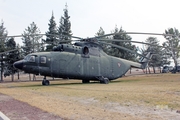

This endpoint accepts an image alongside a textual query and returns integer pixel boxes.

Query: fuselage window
[29,56,35,62]
[89,47,100,56]
[40,56,46,64]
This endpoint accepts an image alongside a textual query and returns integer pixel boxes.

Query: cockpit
[24,55,47,64]
[29,56,36,62]
[24,55,35,62]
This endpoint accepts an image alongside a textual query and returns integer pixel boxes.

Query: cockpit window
[29,56,35,62]
[24,55,30,60]
[40,56,46,64]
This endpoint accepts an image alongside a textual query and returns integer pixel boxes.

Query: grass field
[0,73,180,120]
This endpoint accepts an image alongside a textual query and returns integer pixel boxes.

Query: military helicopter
[12,32,170,85]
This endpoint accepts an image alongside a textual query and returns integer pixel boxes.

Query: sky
[1,0,180,46]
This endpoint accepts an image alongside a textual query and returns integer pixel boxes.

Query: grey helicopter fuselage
[14,42,145,84]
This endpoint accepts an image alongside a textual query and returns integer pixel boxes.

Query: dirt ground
[0,93,62,120]
[0,72,180,120]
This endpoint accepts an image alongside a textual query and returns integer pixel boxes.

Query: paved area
[0,112,10,120]
[0,93,62,120]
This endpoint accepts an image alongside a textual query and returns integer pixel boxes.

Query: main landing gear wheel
[103,78,109,84]
[82,79,90,83]
[99,77,109,84]
[42,76,50,85]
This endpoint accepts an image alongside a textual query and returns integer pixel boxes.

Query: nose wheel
[42,76,50,85]
[97,76,109,84]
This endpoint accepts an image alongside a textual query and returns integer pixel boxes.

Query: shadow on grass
[2,78,143,88]
[6,80,101,88]
[110,79,142,84]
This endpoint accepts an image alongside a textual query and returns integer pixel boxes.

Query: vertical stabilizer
[139,52,152,69]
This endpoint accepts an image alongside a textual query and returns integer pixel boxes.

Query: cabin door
[82,58,89,77]
[89,58,99,76]
[51,56,60,77]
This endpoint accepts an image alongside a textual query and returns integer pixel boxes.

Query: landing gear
[42,76,50,85]
[82,79,90,83]
[103,78,109,84]
[98,76,109,84]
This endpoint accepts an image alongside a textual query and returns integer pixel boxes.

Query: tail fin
[139,52,152,69]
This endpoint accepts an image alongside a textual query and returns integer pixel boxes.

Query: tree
[163,28,180,68]
[95,27,110,53]
[0,21,8,81]
[108,26,137,61]
[143,37,163,73]
[58,4,72,43]
[44,12,58,51]
[22,22,43,56]
[4,37,20,81]
[161,48,171,66]
[95,27,105,37]
[0,21,8,52]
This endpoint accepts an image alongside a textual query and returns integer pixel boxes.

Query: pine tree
[95,27,109,53]
[4,37,20,80]
[0,21,8,81]
[0,21,8,52]
[58,4,72,43]
[22,22,43,56]
[109,26,137,61]
[95,27,105,36]
[163,28,180,68]
[144,37,163,73]
[45,12,58,51]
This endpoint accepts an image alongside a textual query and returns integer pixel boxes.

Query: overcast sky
[1,0,180,45]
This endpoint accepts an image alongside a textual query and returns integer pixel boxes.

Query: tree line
[1,4,180,81]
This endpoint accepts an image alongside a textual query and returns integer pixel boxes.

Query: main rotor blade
[0,34,83,40]
[95,32,175,38]
[98,38,178,50]
[58,39,81,43]
[99,41,149,59]
[46,34,83,40]
[0,48,20,55]
[98,38,162,47]
[55,34,82,40]
[0,34,45,39]
[119,32,174,36]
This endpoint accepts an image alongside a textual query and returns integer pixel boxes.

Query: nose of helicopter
[13,60,24,69]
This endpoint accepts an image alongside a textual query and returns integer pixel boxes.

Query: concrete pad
[0,112,10,120]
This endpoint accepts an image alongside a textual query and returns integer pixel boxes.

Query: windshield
[24,55,35,62]
[29,56,35,62]
[24,55,31,60]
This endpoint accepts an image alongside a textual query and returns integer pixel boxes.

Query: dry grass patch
[1,73,180,120]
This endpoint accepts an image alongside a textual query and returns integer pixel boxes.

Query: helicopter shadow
[8,80,101,88]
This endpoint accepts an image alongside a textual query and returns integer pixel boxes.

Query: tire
[42,80,50,85]
[42,80,45,85]
[45,80,50,85]
[82,79,90,83]
[104,78,109,84]
[100,78,109,84]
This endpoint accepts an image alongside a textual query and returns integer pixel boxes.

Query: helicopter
[12,32,171,85]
